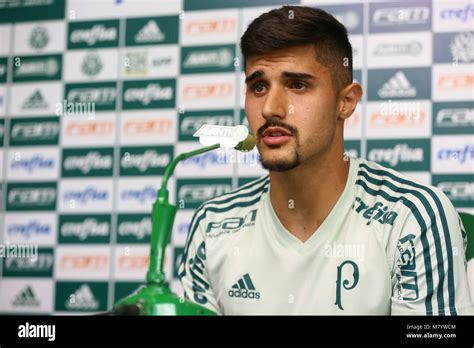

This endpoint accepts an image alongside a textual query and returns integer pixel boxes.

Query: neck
[268,146,350,243]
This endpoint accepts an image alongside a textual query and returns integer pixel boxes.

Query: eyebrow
[244,70,317,84]
[245,70,264,84]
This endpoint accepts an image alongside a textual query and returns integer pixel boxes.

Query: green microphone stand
[114,143,220,315]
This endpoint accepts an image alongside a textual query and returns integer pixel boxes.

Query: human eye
[290,81,308,90]
[251,81,267,95]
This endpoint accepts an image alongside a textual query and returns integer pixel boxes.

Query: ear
[337,83,363,120]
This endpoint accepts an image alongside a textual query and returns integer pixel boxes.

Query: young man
[179,5,473,315]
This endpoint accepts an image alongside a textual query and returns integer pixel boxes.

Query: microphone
[114,124,253,316]
[193,124,255,151]
[234,133,256,152]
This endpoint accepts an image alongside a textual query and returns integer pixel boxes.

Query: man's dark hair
[240,5,353,93]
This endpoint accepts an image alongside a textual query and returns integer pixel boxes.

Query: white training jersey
[179,157,474,315]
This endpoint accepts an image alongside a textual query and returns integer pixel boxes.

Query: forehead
[245,45,328,76]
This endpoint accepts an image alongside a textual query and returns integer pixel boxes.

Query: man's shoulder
[353,157,455,222]
[193,175,270,221]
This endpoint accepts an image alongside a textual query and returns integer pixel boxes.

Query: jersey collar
[262,157,358,253]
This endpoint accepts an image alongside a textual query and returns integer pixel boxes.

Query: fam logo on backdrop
[6,183,57,211]
[369,1,432,32]
[55,246,110,280]
[178,73,235,110]
[432,174,473,208]
[64,82,117,111]
[176,178,232,209]
[3,248,54,277]
[179,110,234,141]
[113,245,172,281]
[432,102,474,135]
[61,115,116,146]
[365,101,431,139]
[180,9,238,45]
[120,111,176,145]
[432,64,474,101]
[10,117,60,146]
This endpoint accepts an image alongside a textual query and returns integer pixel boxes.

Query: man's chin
[260,157,300,172]
[257,143,301,172]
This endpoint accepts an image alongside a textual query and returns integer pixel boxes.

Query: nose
[262,85,287,120]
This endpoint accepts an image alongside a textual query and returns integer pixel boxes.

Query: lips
[262,127,292,138]
[261,126,292,146]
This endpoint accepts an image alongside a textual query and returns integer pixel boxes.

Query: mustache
[257,119,298,138]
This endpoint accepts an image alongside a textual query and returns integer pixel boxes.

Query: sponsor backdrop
[0,0,472,314]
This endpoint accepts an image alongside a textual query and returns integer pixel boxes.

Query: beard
[256,118,301,172]
[260,143,301,171]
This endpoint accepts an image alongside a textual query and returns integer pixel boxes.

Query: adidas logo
[228,273,261,299]
[134,20,164,43]
[378,71,417,98]
[22,90,48,110]
[13,286,40,307]
[66,284,99,310]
